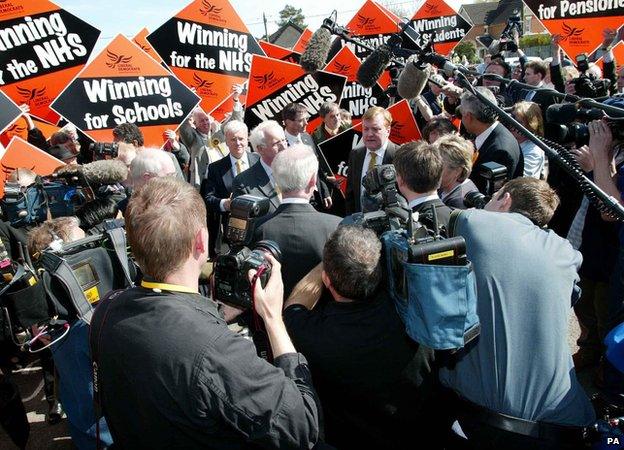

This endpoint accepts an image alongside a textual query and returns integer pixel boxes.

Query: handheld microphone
[357,44,393,89]
[397,55,432,100]
[300,26,333,73]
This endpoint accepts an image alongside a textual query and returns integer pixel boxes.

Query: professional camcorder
[213,195,281,309]
[571,53,611,99]
[342,164,410,236]
[545,104,624,147]
[89,142,119,159]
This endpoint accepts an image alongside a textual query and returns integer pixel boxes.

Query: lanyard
[140,280,198,294]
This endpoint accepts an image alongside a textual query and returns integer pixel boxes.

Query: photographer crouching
[89,177,321,449]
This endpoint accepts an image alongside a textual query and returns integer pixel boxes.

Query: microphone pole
[452,68,624,221]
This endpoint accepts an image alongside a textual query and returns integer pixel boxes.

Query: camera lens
[464,191,490,209]
[255,240,282,262]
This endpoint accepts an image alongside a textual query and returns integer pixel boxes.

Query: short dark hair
[486,58,511,77]
[394,141,443,193]
[76,197,119,231]
[525,60,548,79]
[422,118,456,142]
[318,102,340,117]
[50,131,73,146]
[499,178,560,227]
[281,103,308,121]
[323,225,382,300]
[113,123,144,147]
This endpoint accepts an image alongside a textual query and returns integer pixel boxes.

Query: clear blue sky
[55,0,463,54]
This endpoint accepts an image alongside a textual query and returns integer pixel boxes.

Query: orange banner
[147,0,265,115]
[409,0,474,56]
[244,55,347,132]
[525,0,624,58]
[0,115,60,147]
[292,28,313,53]
[50,34,200,147]
[0,0,100,123]
[259,41,301,64]
[597,40,624,71]
[133,28,166,66]
[0,137,64,196]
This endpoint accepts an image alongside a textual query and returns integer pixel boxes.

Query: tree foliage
[454,41,478,63]
[277,5,306,29]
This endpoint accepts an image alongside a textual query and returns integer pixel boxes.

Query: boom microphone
[357,44,393,89]
[55,160,128,186]
[397,55,432,100]
[300,26,333,73]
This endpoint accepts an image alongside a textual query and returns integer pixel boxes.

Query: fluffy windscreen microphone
[300,26,333,73]
[357,44,393,89]
[82,160,129,185]
[397,56,432,100]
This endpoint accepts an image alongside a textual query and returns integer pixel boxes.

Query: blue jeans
[51,320,113,449]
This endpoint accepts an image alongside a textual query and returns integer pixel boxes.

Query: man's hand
[164,129,180,150]
[248,254,284,323]
[442,83,463,99]
[223,197,231,211]
[552,34,562,49]
[602,28,617,48]
[588,119,613,157]
[323,196,332,209]
[571,145,594,173]
[19,104,35,129]
[231,84,244,102]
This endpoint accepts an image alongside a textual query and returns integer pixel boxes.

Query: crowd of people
[2,22,624,450]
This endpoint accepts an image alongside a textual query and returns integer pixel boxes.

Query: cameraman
[90,177,320,449]
[442,178,595,450]
[394,141,452,233]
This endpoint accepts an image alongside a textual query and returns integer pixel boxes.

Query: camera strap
[249,266,273,363]
[106,227,134,287]
[140,280,198,294]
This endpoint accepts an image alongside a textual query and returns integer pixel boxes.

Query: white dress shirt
[219,153,251,211]
[361,141,389,182]
[408,194,439,210]
[285,131,302,146]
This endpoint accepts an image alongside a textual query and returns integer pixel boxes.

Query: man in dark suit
[394,141,452,234]
[231,120,286,214]
[345,106,398,214]
[201,120,259,256]
[460,87,523,194]
[254,144,341,297]
[282,102,333,210]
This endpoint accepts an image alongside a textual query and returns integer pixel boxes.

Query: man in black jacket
[254,144,341,297]
[394,141,452,234]
[345,106,398,214]
[460,87,523,194]
[201,120,259,256]
[90,177,320,449]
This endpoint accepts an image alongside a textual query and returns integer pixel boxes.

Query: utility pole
[263,13,269,41]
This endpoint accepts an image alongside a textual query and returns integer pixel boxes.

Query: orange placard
[292,28,313,53]
[354,99,422,144]
[50,34,200,147]
[525,0,624,59]
[0,137,64,196]
[146,0,265,115]
[342,0,405,89]
[0,0,100,123]
[211,90,247,122]
[259,41,301,64]
[133,28,166,66]
[0,115,61,147]
[409,0,474,56]
[324,46,390,122]
[244,55,347,132]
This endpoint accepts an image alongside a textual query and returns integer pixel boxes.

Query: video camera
[213,195,281,309]
[498,8,523,52]
[545,104,624,147]
[89,142,119,160]
[342,164,411,236]
[462,162,508,208]
[1,177,90,228]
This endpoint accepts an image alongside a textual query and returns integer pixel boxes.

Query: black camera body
[89,142,119,159]
[213,195,281,309]
[342,165,409,236]
[498,9,523,52]
[574,74,611,99]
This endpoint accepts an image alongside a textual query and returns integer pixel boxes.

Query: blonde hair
[434,134,475,182]
[125,177,206,281]
[362,106,392,127]
[513,101,544,137]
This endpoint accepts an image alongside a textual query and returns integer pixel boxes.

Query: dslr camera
[572,53,611,99]
[498,9,523,52]
[213,195,281,309]
[89,142,119,160]
[545,104,624,147]
[463,162,508,208]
